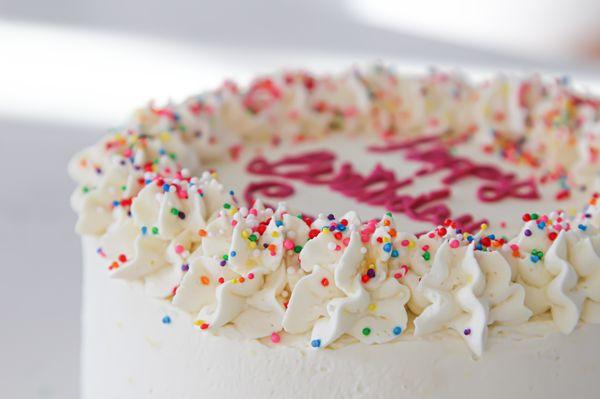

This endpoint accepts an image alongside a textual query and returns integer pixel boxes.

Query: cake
[70,65,600,398]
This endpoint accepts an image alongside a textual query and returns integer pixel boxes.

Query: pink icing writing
[244,136,539,231]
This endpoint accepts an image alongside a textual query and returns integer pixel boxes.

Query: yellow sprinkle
[248,242,257,249]
[271,231,280,238]
[159,132,171,142]
[408,241,415,248]
[193,320,205,327]
[480,223,488,231]
[231,278,237,284]
[383,237,390,243]
[322,228,330,234]
[242,231,250,239]
[368,303,377,312]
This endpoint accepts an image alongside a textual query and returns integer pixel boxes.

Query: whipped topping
[70,66,600,355]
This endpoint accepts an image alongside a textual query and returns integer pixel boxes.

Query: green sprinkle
[222,254,229,261]
[171,207,179,216]
[223,203,231,209]
[248,234,258,242]
[531,213,539,220]
[423,251,431,261]
[82,186,90,193]
[362,327,371,336]
[294,245,303,253]
[151,226,159,235]
[121,185,126,191]
[169,153,176,160]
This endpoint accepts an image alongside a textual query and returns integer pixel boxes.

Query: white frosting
[71,66,600,356]
[82,235,600,399]
[414,242,531,355]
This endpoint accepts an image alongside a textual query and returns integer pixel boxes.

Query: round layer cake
[70,66,600,398]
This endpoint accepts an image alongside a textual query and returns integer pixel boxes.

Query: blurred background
[1,1,600,397]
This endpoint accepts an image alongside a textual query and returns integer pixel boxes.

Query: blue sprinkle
[311,339,321,348]
[537,221,546,230]
[162,183,170,192]
[229,190,235,195]
[337,224,346,231]
[141,226,148,235]
[159,149,166,155]
[467,236,474,242]
[383,242,392,253]
[112,200,120,207]
[391,249,399,258]
[392,326,402,336]
[488,234,495,240]
[579,224,588,231]
[530,255,539,263]
[276,220,283,227]
[162,316,171,324]
[230,251,237,257]
[476,243,483,251]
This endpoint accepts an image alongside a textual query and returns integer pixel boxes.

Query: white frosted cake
[70,66,600,398]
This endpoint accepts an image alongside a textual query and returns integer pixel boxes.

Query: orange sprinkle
[198,229,207,237]
[200,276,210,285]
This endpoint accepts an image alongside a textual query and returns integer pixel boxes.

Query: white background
[1,1,600,398]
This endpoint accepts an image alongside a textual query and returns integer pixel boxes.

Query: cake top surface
[70,65,600,355]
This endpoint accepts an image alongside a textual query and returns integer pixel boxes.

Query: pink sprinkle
[342,237,350,246]
[247,273,255,280]
[249,209,258,216]
[271,332,281,343]
[175,244,184,254]
[283,239,295,250]
[449,239,460,249]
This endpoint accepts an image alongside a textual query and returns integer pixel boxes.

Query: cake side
[81,236,600,399]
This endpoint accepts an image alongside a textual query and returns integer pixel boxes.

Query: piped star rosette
[413,226,532,356]
[96,172,237,297]
[506,207,600,332]
[283,213,411,348]
[69,129,201,235]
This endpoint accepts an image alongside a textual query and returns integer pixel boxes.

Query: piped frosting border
[70,65,600,355]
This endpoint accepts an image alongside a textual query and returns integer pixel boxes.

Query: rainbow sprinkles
[69,66,600,356]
